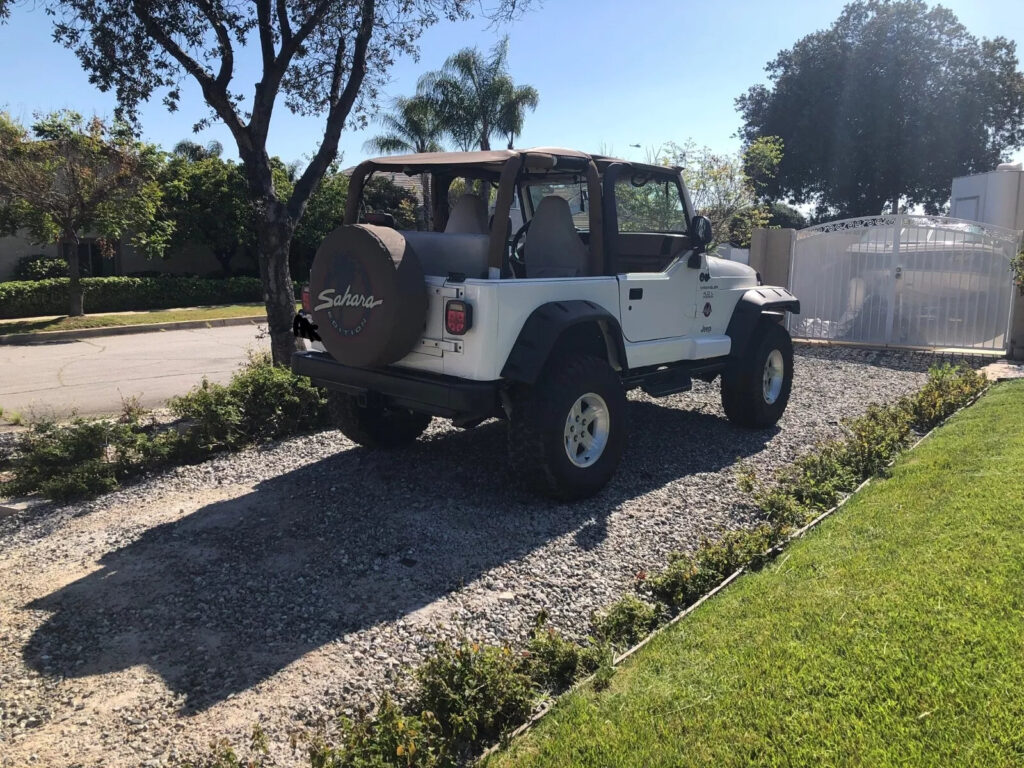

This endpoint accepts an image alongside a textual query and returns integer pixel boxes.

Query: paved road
[0,324,267,418]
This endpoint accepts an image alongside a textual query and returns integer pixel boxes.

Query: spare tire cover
[308,224,427,368]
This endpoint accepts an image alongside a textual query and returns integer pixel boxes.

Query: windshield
[615,174,688,233]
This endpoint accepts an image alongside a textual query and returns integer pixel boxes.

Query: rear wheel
[327,391,431,448]
[508,354,627,500]
[721,321,794,428]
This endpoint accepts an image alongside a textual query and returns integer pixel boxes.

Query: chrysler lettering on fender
[315,286,384,311]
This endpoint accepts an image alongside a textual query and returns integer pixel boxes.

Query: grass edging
[480,382,988,760]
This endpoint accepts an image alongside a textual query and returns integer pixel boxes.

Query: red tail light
[445,300,472,335]
[301,285,311,313]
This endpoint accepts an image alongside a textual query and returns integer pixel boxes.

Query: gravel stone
[0,346,983,767]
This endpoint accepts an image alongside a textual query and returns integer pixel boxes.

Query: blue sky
[1,0,1022,168]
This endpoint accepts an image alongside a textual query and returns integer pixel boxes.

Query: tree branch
[130,0,250,151]
[276,0,292,43]
[255,0,275,71]
[196,0,235,90]
[249,0,333,145]
[288,0,375,221]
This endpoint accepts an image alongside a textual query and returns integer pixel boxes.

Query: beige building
[0,231,252,281]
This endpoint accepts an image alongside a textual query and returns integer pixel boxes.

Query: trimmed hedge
[0,276,263,318]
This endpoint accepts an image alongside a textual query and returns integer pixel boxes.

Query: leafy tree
[419,36,538,151]
[11,0,529,363]
[766,202,808,230]
[364,95,444,225]
[737,0,1024,218]
[660,138,783,248]
[159,154,252,275]
[290,169,349,278]
[0,111,170,315]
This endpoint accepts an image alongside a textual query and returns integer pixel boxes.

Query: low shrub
[308,695,445,768]
[905,363,986,431]
[0,275,263,318]
[591,594,660,650]
[413,641,535,759]
[521,612,604,692]
[1,355,330,501]
[14,253,68,280]
[644,525,779,612]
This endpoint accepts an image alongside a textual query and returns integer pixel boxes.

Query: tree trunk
[64,236,84,317]
[254,204,298,366]
[421,173,432,230]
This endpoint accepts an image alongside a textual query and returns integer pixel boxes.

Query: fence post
[749,228,796,289]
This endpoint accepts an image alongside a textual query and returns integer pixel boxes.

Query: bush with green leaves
[0,275,262,318]
[412,641,535,758]
[1,354,329,501]
[170,353,329,451]
[591,594,660,650]
[521,612,604,692]
[13,253,68,280]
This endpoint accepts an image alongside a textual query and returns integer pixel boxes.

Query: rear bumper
[291,351,500,419]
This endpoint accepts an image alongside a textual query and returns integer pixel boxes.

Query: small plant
[735,460,756,493]
[3,354,331,501]
[6,410,23,426]
[182,724,272,768]
[522,612,603,692]
[592,594,660,650]
[412,640,535,758]
[310,694,445,768]
[1012,249,1024,296]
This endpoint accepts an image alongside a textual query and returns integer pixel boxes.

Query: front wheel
[327,391,432,448]
[721,321,794,428]
[508,354,627,500]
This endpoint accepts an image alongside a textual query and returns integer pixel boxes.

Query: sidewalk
[0,305,267,344]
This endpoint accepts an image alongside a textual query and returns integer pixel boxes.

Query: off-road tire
[721,321,794,428]
[327,391,431,448]
[508,354,627,501]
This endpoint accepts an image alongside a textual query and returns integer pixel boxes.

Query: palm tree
[171,139,223,160]
[364,96,445,226]
[418,36,539,152]
[497,83,539,150]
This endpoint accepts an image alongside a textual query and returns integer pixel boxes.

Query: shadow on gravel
[23,399,774,712]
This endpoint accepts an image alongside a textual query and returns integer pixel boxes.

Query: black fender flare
[726,288,801,360]
[501,300,627,384]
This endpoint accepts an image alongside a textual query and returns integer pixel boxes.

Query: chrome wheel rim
[762,349,785,404]
[564,393,610,468]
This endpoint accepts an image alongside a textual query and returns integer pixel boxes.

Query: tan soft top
[360,147,676,178]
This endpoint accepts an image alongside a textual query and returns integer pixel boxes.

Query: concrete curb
[0,315,265,345]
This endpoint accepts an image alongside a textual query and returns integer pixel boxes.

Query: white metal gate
[789,215,1022,352]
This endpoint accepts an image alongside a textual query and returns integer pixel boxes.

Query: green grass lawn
[490,380,1024,768]
[0,303,272,335]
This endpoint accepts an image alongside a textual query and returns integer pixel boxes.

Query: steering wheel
[507,219,532,277]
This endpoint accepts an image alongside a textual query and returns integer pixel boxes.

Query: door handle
[629,288,643,300]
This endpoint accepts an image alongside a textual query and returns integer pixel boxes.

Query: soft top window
[614,174,688,233]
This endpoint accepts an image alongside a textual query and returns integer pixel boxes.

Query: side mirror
[690,215,712,250]
[688,215,712,268]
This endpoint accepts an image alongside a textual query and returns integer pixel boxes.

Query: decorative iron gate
[788,215,1022,352]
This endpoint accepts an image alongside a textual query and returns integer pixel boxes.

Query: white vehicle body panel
[380,253,766,382]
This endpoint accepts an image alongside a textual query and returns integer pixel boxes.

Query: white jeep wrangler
[292,148,799,500]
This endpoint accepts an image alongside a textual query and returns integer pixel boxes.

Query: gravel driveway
[0,347,965,767]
